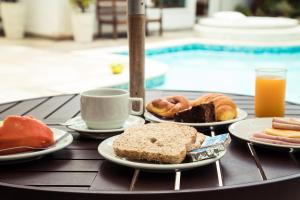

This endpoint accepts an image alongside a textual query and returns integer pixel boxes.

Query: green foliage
[255,8,265,16]
[151,0,185,8]
[235,4,252,16]
[274,1,294,17]
[259,0,293,17]
[235,0,300,18]
[1,0,18,2]
[69,0,95,13]
[288,0,300,18]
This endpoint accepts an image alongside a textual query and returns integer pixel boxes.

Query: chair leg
[98,23,102,38]
[145,21,149,36]
[159,20,163,36]
[113,24,117,39]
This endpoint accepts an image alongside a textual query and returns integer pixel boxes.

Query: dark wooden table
[0,90,299,200]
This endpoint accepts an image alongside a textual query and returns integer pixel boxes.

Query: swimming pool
[144,44,300,104]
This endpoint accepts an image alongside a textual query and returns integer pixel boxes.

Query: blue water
[144,44,300,103]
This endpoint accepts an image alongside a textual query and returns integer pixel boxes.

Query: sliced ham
[272,122,300,131]
[251,118,300,146]
[251,135,300,146]
[272,117,300,131]
[252,132,300,145]
[273,117,300,125]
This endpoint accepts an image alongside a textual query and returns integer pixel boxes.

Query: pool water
[145,44,300,104]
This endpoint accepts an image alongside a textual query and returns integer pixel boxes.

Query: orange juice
[255,75,286,117]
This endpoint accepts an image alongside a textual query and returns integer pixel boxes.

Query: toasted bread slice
[113,123,205,164]
[190,133,206,150]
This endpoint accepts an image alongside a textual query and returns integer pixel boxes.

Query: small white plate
[144,108,248,127]
[67,115,145,133]
[98,135,226,172]
[229,118,300,149]
[0,128,73,162]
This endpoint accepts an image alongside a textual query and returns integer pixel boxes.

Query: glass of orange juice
[255,68,287,117]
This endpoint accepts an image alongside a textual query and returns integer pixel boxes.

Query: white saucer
[67,115,145,133]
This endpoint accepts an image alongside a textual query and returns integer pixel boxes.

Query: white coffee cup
[80,88,143,130]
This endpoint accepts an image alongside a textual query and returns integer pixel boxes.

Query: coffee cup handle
[129,97,144,116]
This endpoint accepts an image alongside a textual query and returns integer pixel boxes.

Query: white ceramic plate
[98,135,226,171]
[0,128,73,162]
[144,108,248,127]
[229,118,300,149]
[67,115,145,133]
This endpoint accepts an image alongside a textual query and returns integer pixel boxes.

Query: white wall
[21,0,196,38]
[25,0,72,37]
[208,0,250,16]
[148,0,197,30]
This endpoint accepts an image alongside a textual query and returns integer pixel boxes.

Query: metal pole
[127,0,145,111]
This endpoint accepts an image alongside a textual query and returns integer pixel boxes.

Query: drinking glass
[255,68,287,117]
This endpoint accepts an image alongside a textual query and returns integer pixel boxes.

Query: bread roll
[146,95,191,118]
[192,93,237,121]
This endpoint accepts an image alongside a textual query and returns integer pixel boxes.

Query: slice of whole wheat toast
[113,123,205,164]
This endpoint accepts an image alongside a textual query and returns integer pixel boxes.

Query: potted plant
[0,0,26,39]
[69,0,95,43]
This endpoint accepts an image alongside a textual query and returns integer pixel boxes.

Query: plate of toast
[98,123,227,171]
[145,93,247,127]
[229,117,300,149]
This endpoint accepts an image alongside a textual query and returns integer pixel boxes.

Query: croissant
[192,93,237,121]
[146,95,191,118]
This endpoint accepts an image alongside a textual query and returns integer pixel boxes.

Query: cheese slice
[265,128,300,138]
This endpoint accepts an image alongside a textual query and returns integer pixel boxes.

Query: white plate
[229,118,300,149]
[144,108,248,127]
[0,128,73,162]
[98,135,226,171]
[67,115,145,133]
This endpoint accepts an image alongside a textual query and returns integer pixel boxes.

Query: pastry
[146,95,191,118]
[0,115,54,155]
[192,93,237,121]
[113,123,206,164]
[174,102,216,123]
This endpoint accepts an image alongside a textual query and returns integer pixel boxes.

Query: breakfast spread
[146,93,237,123]
[113,123,206,164]
[0,115,55,155]
[251,118,300,146]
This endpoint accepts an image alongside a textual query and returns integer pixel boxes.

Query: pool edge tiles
[142,43,300,56]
